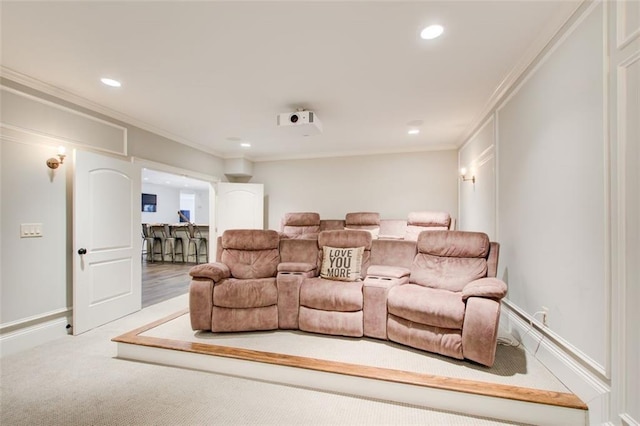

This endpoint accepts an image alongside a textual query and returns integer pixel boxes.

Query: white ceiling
[1,1,580,162]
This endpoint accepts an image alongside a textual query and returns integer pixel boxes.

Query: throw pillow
[320,246,365,282]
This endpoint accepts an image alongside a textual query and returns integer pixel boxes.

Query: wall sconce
[460,167,476,184]
[46,146,66,169]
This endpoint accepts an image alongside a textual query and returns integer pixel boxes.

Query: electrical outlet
[541,306,549,326]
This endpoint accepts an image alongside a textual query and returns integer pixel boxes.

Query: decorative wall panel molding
[0,85,127,156]
[617,0,640,49]
[616,50,640,426]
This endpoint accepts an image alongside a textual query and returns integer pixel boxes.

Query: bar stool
[186,223,208,264]
[149,225,167,262]
[142,224,163,262]
[163,224,184,262]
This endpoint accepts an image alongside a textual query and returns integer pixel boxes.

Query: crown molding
[456,0,588,148]
[0,66,225,158]
[250,143,457,163]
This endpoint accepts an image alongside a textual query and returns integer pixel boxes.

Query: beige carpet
[142,313,568,394]
[0,294,524,426]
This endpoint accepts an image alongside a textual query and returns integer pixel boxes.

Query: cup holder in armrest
[367,276,392,281]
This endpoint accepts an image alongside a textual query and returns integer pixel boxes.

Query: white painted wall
[193,190,209,224]
[459,2,639,423]
[129,126,223,176]
[141,183,180,224]
[458,117,496,239]
[179,192,195,222]
[252,150,458,230]
[498,3,606,369]
[176,189,209,224]
[0,139,68,324]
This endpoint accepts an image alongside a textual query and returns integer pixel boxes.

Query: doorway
[140,167,214,308]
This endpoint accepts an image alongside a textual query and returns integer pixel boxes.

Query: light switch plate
[20,223,43,238]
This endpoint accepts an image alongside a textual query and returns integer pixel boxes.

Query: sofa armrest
[363,265,409,340]
[189,262,231,282]
[462,277,507,301]
[277,262,316,274]
[366,265,410,279]
[462,297,501,366]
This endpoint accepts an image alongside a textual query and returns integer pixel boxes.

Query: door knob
[78,248,87,255]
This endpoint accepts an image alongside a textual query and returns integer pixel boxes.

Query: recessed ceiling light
[100,77,121,87]
[420,25,444,40]
[240,143,251,148]
[408,129,420,135]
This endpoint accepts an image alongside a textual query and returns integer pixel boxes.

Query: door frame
[133,158,219,263]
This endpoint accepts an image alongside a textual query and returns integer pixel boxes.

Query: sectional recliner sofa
[189,223,507,367]
[279,211,456,241]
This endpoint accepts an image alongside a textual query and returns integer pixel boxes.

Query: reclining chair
[386,230,506,366]
[404,211,455,241]
[279,212,321,239]
[344,212,381,239]
[189,229,280,332]
[298,230,372,337]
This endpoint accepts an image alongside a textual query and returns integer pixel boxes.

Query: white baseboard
[500,303,611,425]
[0,316,71,357]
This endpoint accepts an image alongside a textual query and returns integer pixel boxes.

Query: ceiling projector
[277,110,323,136]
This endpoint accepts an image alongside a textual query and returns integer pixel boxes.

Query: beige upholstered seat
[298,230,372,337]
[344,212,380,239]
[188,229,280,332]
[404,211,454,241]
[386,230,506,366]
[279,212,321,239]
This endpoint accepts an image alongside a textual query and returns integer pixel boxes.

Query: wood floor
[142,260,194,308]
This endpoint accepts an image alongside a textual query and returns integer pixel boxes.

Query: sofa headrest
[282,212,321,226]
[318,230,372,250]
[222,229,280,251]
[407,211,451,227]
[345,212,380,226]
[319,219,347,231]
[417,230,489,258]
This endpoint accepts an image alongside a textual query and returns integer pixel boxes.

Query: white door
[73,150,141,335]
[216,182,264,236]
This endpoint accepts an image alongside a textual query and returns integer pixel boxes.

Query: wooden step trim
[112,310,587,411]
